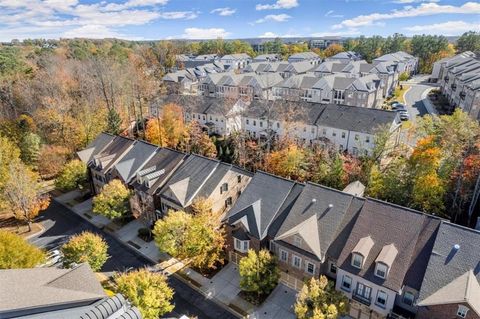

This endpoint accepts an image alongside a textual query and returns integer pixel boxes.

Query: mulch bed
[238,290,269,306]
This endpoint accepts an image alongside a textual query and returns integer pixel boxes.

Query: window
[322,128,326,135]
[277,122,280,129]
[225,197,233,207]
[366,136,370,143]
[306,262,315,275]
[376,291,387,308]
[253,120,257,126]
[292,255,302,268]
[341,275,352,291]
[352,253,363,269]
[294,235,302,246]
[303,127,306,132]
[234,239,249,253]
[246,119,249,125]
[355,134,359,141]
[457,305,469,318]
[342,132,346,138]
[280,249,288,262]
[375,263,388,279]
[356,283,372,300]
[311,127,315,134]
[329,262,337,274]
[332,131,337,137]
[220,183,228,194]
[403,291,415,306]
[237,175,242,183]
[260,121,263,127]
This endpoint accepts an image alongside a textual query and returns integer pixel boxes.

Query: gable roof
[91,136,135,174]
[77,133,115,164]
[275,182,355,262]
[0,263,105,315]
[112,141,158,183]
[418,222,480,314]
[225,171,297,240]
[159,154,220,207]
[337,198,441,292]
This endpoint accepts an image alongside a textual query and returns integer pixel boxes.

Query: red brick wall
[417,303,479,319]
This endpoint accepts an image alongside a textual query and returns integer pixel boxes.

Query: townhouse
[287,51,321,64]
[219,53,252,70]
[327,51,363,62]
[373,51,418,76]
[272,73,384,108]
[335,199,441,319]
[150,96,401,156]
[253,53,281,62]
[416,222,480,319]
[157,154,252,217]
[432,51,480,121]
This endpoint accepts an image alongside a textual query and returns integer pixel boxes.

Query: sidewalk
[55,191,242,317]
[421,88,438,116]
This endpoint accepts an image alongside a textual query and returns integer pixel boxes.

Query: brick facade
[417,303,479,319]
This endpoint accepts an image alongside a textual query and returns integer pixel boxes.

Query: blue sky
[0,0,478,41]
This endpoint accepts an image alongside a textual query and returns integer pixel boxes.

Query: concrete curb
[53,198,245,319]
[25,222,46,240]
[420,87,439,116]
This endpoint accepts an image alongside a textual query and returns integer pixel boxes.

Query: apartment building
[373,51,418,76]
[287,51,321,64]
[219,53,252,70]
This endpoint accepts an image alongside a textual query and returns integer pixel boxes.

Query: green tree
[410,35,449,73]
[399,71,410,82]
[92,179,131,219]
[106,108,122,135]
[115,269,174,319]
[239,249,280,298]
[456,31,480,53]
[55,159,88,191]
[0,135,21,194]
[294,276,348,319]
[0,230,46,269]
[19,132,41,165]
[153,199,225,271]
[61,231,109,271]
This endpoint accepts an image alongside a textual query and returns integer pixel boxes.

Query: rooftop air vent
[453,244,460,251]
[328,204,334,209]
[311,198,317,204]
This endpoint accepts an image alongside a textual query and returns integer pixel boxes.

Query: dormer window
[457,305,469,318]
[375,263,388,279]
[352,253,363,269]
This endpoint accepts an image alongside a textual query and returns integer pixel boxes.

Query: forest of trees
[0,31,479,230]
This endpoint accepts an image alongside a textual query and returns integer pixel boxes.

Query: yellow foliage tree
[264,143,309,181]
[145,103,188,148]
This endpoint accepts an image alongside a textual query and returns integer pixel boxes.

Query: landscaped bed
[428,90,454,115]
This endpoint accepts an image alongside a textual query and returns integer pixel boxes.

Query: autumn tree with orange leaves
[145,103,188,148]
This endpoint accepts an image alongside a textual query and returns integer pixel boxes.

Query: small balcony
[352,292,371,306]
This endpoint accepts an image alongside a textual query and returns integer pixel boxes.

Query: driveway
[251,284,297,319]
[30,200,239,319]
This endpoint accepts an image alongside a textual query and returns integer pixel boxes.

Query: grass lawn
[393,85,410,104]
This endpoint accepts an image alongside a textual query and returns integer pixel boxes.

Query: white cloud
[210,7,236,16]
[158,11,198,20]
[404,20,480,35]
[258,31,301,38]
[254,13,291,24]
[256,0,298,10]
[333,2,480,29]
[0,0,173,41]
[325,10,343,18]
[181,27,231,39]
[259,31,278,38]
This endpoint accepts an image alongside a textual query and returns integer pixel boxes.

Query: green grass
[393,85,410,104]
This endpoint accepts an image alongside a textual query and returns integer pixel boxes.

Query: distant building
[309,38,344,50]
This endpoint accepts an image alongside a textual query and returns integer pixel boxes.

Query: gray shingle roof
[77,133,115,164]
[0,263,105,315]
[226,171,297,240]
[418,222,480,309]
[337,199,441,292]
[79,294,142,319]
[159,154,220,207]
[92,136,135,173]
[275,182,355,261]
[112,141,158,183]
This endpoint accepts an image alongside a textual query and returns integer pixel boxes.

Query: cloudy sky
[0,0,478,41]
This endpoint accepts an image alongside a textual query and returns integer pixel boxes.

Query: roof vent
[311,198,317,204]
[328,204,334,209]
[453,244,460,251]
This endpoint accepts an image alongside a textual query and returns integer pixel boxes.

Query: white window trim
[292,255,302,269]
[234,238,249,253]
[352,253,363,269]
[376,290,388,308]
[279,249,288,262]
[403,291,415,306]
[457,305,469,318]
[375,263,388,279]
[341,275,352,292]
[305,261,315,275]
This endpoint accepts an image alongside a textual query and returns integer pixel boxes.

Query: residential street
[30,200,239,319]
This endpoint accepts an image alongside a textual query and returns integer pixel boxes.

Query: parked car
[399,111,409,121]
[392,103,406,111]
[43,249,63,267]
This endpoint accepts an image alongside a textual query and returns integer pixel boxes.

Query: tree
[145,103,188,149]
[106,108,122,135]
[153,199,225,271]
[399,71,410,82]
[55,159,88,191]
[456,31,480,53]
[0,230,46,269]
[410,35,449,73]
[92,179,131,219]
[323,44,344,58]
[2,161,50,231]
[37,145,69,178]
[115,269,174,319]
[264,143,309,181]
[186,121,217,158]
[294,276,348,319]
[0,135,21,193]
[61,231,109,271]
[239,249,279,298]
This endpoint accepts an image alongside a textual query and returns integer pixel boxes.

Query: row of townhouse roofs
[78,132,480,319]
[430,51,480,121]
[149,95,402,156]
[164,51,418,109]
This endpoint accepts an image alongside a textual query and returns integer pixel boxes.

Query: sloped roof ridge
[305,181,356,198]
[255,170,304,186]
[365,196,444,221]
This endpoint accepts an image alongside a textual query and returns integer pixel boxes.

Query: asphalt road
[30,200,239,319]
[403,84,431,122]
